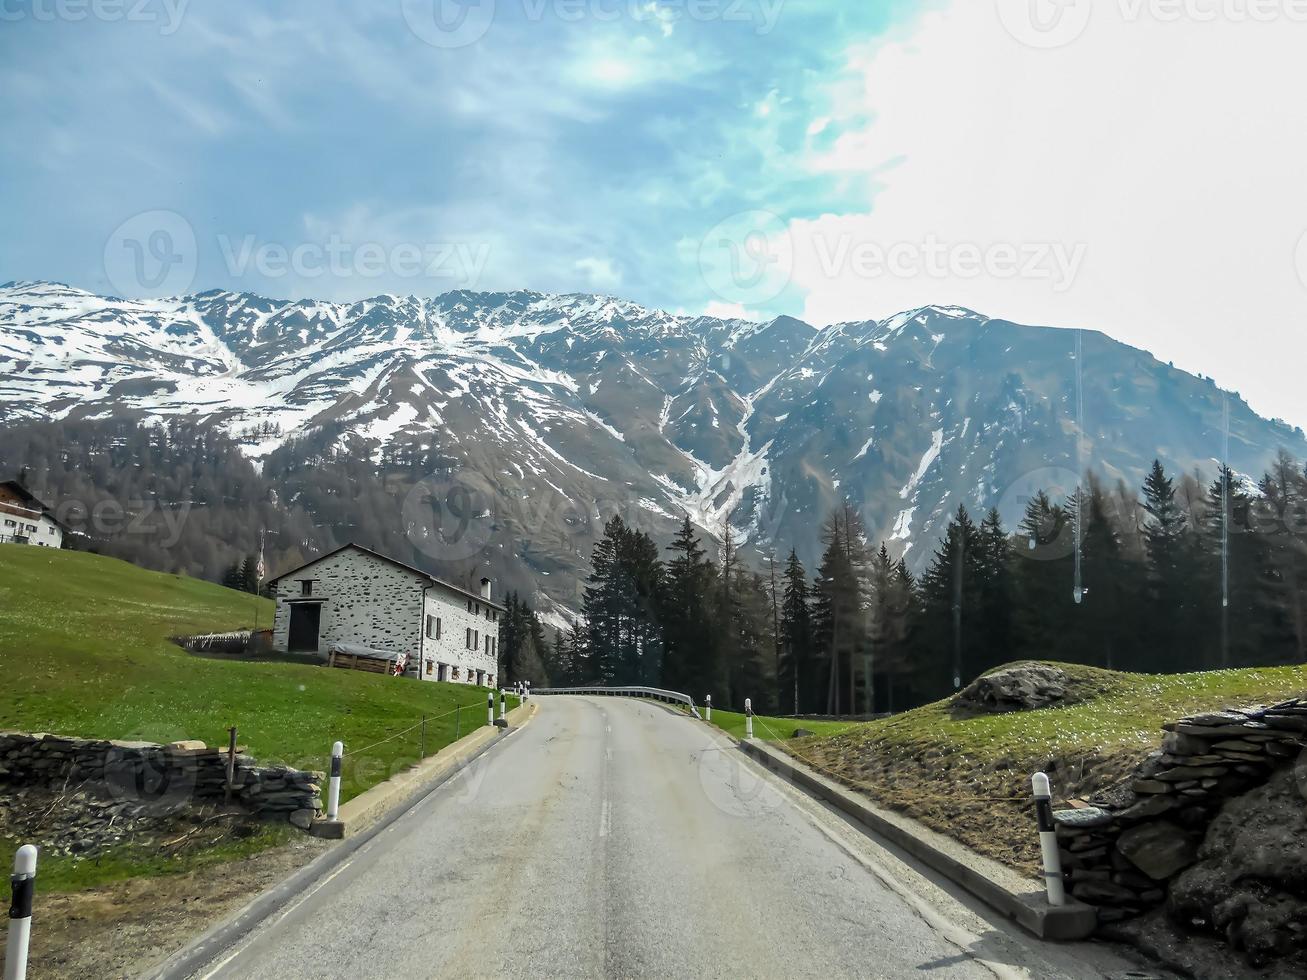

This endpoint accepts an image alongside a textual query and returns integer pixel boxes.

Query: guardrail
[533,686,701,720]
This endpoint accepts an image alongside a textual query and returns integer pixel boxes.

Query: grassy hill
[792,661,1307,877]
[0,545,509,793]
[0,545,514,890]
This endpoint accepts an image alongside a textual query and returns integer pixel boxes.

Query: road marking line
[599,799,611,837]
[199,859,354,979]
[606,747,612,761]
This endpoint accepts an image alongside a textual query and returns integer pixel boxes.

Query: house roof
[0,481,69,531]
[267,542,506,610]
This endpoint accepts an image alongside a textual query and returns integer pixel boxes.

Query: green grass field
[0,545,516,891]
[819,661,1307,764]
[703,707,857,741]
[795,660,1307,876]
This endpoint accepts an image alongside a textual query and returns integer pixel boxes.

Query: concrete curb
[147,699,540,979]
[736,737,1098,942]
[311,700,537,839]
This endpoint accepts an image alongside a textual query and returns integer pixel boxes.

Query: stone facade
[1053,698,1307,923]
[0,731,323,826]
[0,481,64,548]
[270,543,503,687]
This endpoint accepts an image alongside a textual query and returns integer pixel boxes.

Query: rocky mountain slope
[3,280,1304,618]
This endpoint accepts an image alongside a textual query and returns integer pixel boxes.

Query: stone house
[268,543,504,687]
[0,480,65,548]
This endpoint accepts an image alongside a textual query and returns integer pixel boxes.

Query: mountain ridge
[3,279,1304,622]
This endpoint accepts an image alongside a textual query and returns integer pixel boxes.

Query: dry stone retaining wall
[0,731,324,828]
[1053,698,1307,922]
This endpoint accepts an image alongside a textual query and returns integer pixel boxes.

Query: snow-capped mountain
[3,280,1304,615]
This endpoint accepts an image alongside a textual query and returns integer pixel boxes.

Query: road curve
[192,696,1157,979]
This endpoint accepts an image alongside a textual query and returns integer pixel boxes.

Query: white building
[0,481,65,548]
[268,543,504,687]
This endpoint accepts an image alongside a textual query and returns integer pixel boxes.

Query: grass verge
[793,661,1307,877]
[704,708,857,741]
[0,545,516,891]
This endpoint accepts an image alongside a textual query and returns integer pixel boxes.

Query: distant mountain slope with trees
[559,452,1307,714]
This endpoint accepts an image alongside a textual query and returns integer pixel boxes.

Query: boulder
[790,728,816,739]
[951,663,1079,715]
[288,809,315,830]
[1116,820,1198,880]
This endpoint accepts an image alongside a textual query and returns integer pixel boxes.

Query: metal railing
[533,685,701,720]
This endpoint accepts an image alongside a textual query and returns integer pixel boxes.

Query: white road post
[525,681,531,701]
[487,690,495,726]
[5,844,37,980]
[326,741,343,821]
[499,690,506,722]
[705,694,712,722]
[744,698,753,740]
[1032,772,1065,907]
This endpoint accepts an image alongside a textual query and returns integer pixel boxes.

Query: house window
[465,627,472,649]
[435,617,442,639]
[425,660,434,676]
[425,614,435,639]
[467,599,472,612]
[452,666,460,681]
[473,629,479,650]
[484,635,490,655]
[300,580,314,597]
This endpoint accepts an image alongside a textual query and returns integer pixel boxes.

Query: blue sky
[0,0,926,317]
[5,1,1307,425]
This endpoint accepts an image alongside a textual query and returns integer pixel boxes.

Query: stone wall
[0,732,324,828]
[271,547,425,659]
[1053,698,1307,922]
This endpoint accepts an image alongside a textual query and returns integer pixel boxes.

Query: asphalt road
[192,696,1160,979]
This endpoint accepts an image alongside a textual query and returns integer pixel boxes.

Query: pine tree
[238,555,259,594]
[887,557,921,710]
[1253,450,1307,662]
[779,550,813,715]
[660,517,719,697]
[811,506,865,715]
[1141,459,1200,671]
[582,517,627,684]
[918,506,984,697]
[975,508,1013,671]
[1011,491,1072,663]
[1077,474,1142,669]
[1203,465,1262,667]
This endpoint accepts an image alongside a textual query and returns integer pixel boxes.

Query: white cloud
[575,256,621,289]
[788,2,1307,425]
